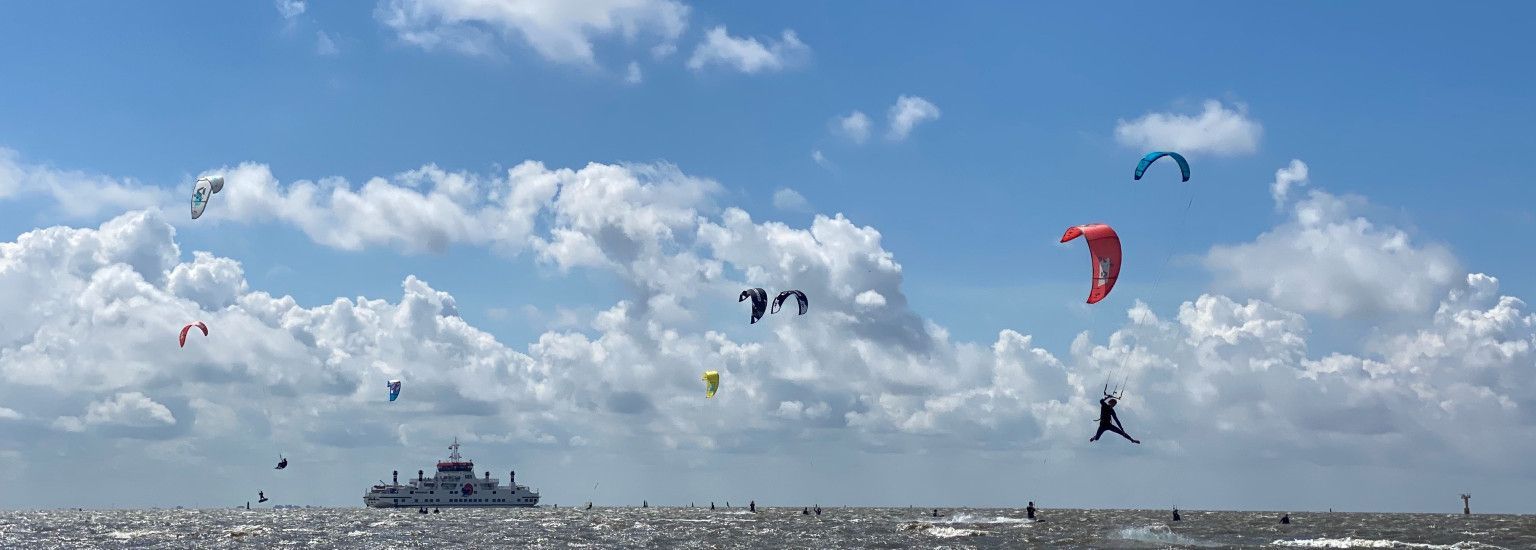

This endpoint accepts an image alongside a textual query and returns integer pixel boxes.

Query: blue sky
[0,1,1533,512]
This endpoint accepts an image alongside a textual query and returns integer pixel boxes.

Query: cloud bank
[0,154,1529,496]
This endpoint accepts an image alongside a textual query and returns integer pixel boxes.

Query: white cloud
[886,95,940,141]
[316,31,340,56]
[771,188,809,213]
[375,0,689,65]
[625,61,643,84]
[0,406,21,420]
[1114,100,1262,156]
[686,26,809,74]
[855,290,886,309]
[1270,159,1309,206]
[0,148,169,219]
[1206,188,1460,318]
[834,111,870,144]
[2,154,1533,506]
[810,150,831,170]
[54,392,177,433]
[275,0,306,20]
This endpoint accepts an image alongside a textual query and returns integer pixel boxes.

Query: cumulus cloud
[772,188,809,213]
[1270,159,1309,206]
[1206,188,1460,318]
[886,95,940,141]
[686,26,809,74]
[1115,100,1262,156]
[375,0,689,65]
[1,154,1531,502]
[834,111,871,144]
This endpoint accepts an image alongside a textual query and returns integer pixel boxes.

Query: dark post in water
[1461,494,1471,515]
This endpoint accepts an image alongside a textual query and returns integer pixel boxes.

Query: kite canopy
[178,321,208,347]
[190,176,225,220]
[387,380,402,402]
[771,290,808,316]
[701,371,720,398]
[739,288,768,324]
[1134,152,1190,182]
[1060,224,1122,304]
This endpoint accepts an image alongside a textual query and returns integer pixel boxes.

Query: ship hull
[363,439,540,508]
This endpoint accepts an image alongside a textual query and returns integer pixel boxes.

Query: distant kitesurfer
[1172,507,1181,521]
[1280,513,1291,524]
[1089,393,1140,444]
[275,457,287,470]
[258,491,268,503]
[710,502,715,510]
[1027,501,1037,520]
[750,500,756,513]
[814,505,822,516]
[802,507,810,515]
[587,502,593,510]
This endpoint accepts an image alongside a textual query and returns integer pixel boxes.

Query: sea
[0,506,1529,549]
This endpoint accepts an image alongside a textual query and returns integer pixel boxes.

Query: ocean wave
[1116,524,1221,547]
[902,522,987,538]
[1271,537,1507,549]
[936,513,1033,525]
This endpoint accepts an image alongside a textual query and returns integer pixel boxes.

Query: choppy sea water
[0,507,1530,549]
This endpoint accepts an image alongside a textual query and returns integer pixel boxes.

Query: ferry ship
[363,438,540,508]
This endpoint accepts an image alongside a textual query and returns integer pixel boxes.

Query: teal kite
[1134,152,1190,182]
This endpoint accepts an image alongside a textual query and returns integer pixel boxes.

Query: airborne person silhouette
[1089,387,1140,444]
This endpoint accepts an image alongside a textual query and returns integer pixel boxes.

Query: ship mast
[448,437,462,461]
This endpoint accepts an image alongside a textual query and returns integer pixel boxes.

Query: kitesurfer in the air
[1089,392,1140,444]
[275,457,287,470]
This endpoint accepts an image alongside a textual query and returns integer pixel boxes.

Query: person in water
[1172,507,1181,521]
[1026,501,1037,520]
[931,509,940,518]
[749,500,756,513]
[1280,513,1291,524]
[802,507,810,515]
[1089,394,1140,444]
[814,505,822,516]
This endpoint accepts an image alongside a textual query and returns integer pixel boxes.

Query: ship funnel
[418,470,424,482]
[510,471,516,485]
[393,470,398,484]
[485,471,491,479]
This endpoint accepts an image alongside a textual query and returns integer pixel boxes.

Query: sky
[0,0,1533,513]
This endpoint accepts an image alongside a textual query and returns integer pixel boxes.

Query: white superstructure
[363,438,540,508]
